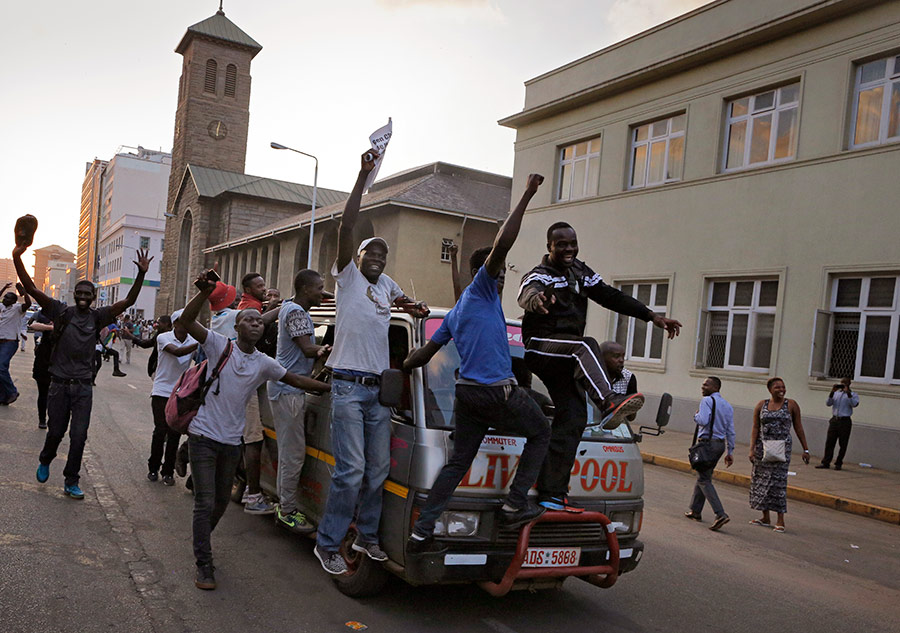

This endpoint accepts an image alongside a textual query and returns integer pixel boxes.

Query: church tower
[157,8,261,313]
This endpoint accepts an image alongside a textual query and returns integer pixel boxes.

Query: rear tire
[332,528,389,598]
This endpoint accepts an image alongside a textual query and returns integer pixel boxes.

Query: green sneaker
[276,506,316,534]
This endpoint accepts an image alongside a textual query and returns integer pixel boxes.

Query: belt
[332,372,380,386]
[51,376,92,386]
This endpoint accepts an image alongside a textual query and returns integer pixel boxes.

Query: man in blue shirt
[403,174,551,554]
[816,377,859,470]
[684,376,735,531]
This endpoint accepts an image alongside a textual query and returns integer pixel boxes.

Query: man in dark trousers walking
[816,377,859,470]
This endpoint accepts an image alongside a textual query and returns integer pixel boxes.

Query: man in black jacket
[517,222,681,512]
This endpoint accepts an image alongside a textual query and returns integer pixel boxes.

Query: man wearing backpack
[178,268,331,590]
[13,242,153,500]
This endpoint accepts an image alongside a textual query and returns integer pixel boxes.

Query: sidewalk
[640,428,900,525]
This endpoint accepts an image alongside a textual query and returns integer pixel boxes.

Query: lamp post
[270,142,318,269]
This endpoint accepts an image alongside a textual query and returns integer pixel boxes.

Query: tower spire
[217,1,224,15]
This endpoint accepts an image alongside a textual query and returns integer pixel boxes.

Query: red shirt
[237,296,263,311]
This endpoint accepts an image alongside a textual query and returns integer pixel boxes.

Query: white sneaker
[243,493,276,515]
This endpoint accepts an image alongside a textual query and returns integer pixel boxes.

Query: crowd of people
[2,147,859,594]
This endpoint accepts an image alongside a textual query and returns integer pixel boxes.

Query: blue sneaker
[538,495,584,513]
[36,463,49,483]
[64,484,85,500]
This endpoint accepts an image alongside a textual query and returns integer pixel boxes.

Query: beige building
[0,258,16,289]
[501,0,900,469]
[204,162,511,308]
[77,160,108,283]
[33,245,75,293]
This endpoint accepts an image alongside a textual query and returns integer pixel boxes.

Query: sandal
[773,525,786,533]
[749,519,771,527]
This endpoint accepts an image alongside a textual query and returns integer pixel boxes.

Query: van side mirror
[639,392,672,438]
[379,369,404,408]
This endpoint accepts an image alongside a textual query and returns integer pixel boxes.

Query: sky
[1,0,709,274]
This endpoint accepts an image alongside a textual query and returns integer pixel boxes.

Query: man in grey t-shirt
[268,269,331,534]
[314,150,429,576]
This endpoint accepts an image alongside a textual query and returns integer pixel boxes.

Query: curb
[641,452,900,526]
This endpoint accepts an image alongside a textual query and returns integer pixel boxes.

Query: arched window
[225,64,237,97]
[175,210,194,308]
[204,59,217,94]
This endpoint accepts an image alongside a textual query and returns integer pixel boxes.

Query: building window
[440,238,453,263]
[698,278,779,371]
[723,82,800,171]
[614,281,669,362]
[629,114,685,189]
[225,64,237,97]
[139,236,150,250]
[851,54,900,148]
[557,136,601,202]
[204,59,217,94]
[811,275,900,384]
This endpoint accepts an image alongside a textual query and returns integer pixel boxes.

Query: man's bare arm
[179,269,218,344]
[280,372,331,393]
[12,245,52,310]
[336,150,379,273]
[402,340,442,372]
[163,342,199,357]
[484,174,544,279]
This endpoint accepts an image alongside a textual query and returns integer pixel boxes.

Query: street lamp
[271,142,318,269]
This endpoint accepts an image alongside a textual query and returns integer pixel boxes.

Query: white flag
[364,118,392,192]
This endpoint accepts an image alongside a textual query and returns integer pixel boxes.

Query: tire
[333,529,390,598]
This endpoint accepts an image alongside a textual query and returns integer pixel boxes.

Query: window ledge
[625,359,667,374]
[689,367,770,385]
[807,378,900,400]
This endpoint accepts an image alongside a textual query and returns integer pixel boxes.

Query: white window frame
[556,136,601,203]
[818,274,900,385]
[440,238,453,263]
[628,114,686,189]
[849,54,900,149]
[613,280,671,364]
[722,82,801,172]
[699,278,780,373]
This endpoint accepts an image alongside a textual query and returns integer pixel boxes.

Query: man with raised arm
[517,223,682,512]
[13,241,152,499]
[314,149,430,576]
[0,282,30,405]
[178,268,330,590]
[403,174,551,555]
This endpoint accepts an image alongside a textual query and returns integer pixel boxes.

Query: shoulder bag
[689,396,719,471]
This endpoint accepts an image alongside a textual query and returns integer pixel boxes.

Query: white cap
[170,309,184,323]
[357,237,389,256]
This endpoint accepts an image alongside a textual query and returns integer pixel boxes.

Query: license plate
[522,547,581,568]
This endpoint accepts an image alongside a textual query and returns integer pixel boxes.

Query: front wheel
[333,528,390,598]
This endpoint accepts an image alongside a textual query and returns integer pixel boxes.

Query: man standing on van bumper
[404,174,551,554]
[315,150,429,576]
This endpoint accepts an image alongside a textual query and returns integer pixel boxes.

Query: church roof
[182,164,348,208]
[204,162,512,251]
[176,10,262,57]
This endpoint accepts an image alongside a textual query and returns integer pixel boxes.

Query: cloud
[605,0,711,42]
[377,0,490,6]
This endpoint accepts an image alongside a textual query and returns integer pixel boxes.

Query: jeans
[689,439,726,518]
[316,378,391,552]
[271,392,308,514]
[40,380,93,486]
[149,396,181,476]
[822,417,852,467]
[413,384,551,538]
[526,350,591,499]
[189,434,242,567]
[0,340,18,402]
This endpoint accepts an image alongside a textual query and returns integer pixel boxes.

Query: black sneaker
[815,464,829,469]
[406,535,448,556]
[709,515,730,531]
[112,370,127,377]
[684,511,703,521]
[162,475,175,486]
[147,472,159,482]
[314,545,348,575]
[38,420,47,430]
[599,393,645,430]
[195,564,216,590]
[185,475,193,491]
[499,502,546,530]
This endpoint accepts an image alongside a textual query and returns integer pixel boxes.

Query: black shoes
[815,464,829,469]
[684,511,702,521]
[709,515,730,531]
[406,535,448,556]
[147,472,159,482]
[162,475,175,486]
[38,420,47,430]
[195,564,216,590]
[499,502,546,529]
[599,393,645,430]
[112,370,127,377]
[834,465,842,471]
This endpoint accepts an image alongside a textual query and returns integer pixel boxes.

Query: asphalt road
[1,345,898,633]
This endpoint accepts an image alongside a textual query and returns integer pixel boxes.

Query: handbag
[689,396,719,471]
[762,438,787,463]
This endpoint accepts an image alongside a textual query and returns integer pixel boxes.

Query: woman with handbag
[749,377,811,532]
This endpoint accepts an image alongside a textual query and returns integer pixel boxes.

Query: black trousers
[34,375,50,425]
[821,416,852,467]
[189,434,242,567]
[413,384,550,537]
[40,380,93,486]
[148,395,181,476]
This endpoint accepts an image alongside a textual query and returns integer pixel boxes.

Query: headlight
[433,511,480,537]
[608,511,636,534]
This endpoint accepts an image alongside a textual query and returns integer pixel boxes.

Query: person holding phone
[816,377,859,470]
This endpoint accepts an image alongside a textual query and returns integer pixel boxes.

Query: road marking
[482,619,519,633]
[127,384,137,390]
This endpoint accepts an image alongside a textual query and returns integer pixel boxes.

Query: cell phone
[206,269,221,283]
[833,384,843,390]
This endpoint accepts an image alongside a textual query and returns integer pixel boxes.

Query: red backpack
[165,339,233,434]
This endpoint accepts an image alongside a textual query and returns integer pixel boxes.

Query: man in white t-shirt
[314,150,430,576]
[0,283,30,405]
[147,309,197,486]
[179,270,330,591]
